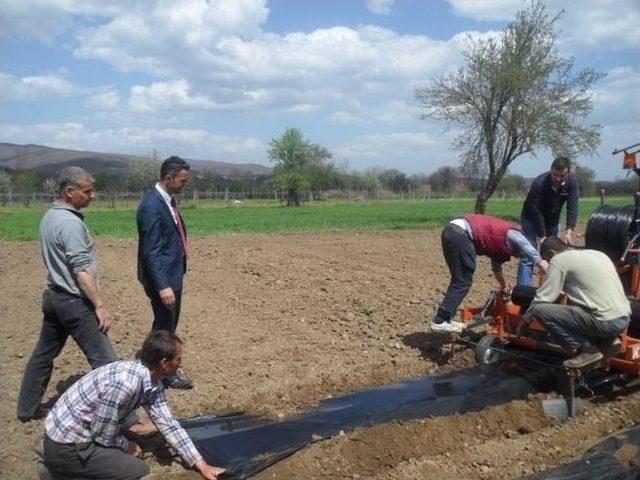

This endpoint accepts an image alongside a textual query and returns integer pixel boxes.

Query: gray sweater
[40,202,98,297]
[531,249,630,321]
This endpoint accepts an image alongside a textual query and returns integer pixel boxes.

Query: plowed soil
[2,229,639,479]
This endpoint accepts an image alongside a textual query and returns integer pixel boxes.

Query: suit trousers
[146,289,182,333]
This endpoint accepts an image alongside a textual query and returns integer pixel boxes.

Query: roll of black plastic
[585,205,637,261]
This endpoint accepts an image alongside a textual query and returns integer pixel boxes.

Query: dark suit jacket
[137,188,187,294]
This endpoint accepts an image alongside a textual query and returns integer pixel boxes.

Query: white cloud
[1,72,88,100]
[448,0,522,21]
[0,122,267,163]
[1,0,125,42]
[84,88,120,110]
[74,19,462,115]
[128,80,218,113]
[558,1,640,53]
[448,0,640,53]
[365,0,395,15]
[590,66,640,125]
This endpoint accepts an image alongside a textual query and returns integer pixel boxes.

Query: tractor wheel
[475,334,504,365]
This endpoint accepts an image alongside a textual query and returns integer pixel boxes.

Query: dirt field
[2,229,639,479]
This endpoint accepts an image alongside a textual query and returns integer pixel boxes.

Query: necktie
[170,197,189,259]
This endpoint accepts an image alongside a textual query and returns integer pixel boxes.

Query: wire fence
[0,188,526,209]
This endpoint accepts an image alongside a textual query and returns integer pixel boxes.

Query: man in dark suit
[137,156,193,389]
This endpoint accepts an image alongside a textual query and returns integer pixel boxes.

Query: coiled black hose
[585,205,638,261]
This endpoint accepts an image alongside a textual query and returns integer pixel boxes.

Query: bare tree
[415,1,602,213]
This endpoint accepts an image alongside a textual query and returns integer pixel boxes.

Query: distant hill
[0,143,272,178]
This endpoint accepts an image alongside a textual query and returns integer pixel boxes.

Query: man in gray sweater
[523,237,630,368]
[17,166,118,422]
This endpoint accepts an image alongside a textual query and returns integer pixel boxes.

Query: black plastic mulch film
[521,424,640,480]
[180,355,563,479]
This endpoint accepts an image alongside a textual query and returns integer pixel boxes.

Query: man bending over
[42,331,225,479]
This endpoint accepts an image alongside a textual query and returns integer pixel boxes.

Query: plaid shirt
[44,360,202,467]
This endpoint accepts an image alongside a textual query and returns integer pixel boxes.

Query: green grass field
[0,197,633,241]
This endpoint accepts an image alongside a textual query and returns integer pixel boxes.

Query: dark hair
[551,156,571,172]
[539,236,570,261]
[139,330,182,369]
[160,156,190,179]
[58,166,93,195]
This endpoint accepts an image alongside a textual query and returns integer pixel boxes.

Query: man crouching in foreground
[523,237,631,369]
[42,331,225,480]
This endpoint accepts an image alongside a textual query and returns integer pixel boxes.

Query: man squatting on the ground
[431,214,549,334]
[42,331,225,480]
[17,166,119,422]
[517,156,578,286]
[522,237,631,369]
[137,156,193,389]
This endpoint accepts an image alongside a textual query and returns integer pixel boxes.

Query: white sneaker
[430,320,465,333]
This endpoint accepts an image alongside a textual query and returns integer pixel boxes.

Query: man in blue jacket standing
[517,156,579,286]
[137,156,193,389]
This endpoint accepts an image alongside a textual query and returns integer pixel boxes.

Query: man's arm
[61,220,111,332]
[75,270,110,332]
[508,230,548,274]
[529,262,565,306]
[522,177,547,238]
[564,176,579,244]
[145,391,225,478]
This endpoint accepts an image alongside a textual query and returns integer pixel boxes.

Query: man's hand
[127,441,143,458]
[95,305,111,333]
[128,417,158,436]
[159,287,176,310]
[537,259,549,274]
[563,228,574,245]
[195,458,225,480]
[493,271,507,291]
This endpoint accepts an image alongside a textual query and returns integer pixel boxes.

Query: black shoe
[597,337,622,359]
[17,406,49,423]
[163,373,193,390]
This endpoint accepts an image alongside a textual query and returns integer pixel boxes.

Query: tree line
[0,147,630,207]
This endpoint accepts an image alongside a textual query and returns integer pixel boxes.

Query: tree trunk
[474,193,487,214]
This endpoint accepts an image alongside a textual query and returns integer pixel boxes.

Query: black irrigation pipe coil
[585,205,638,261]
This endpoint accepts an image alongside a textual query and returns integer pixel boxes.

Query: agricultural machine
[456,142,640,411]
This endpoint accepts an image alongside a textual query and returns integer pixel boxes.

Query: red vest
[463,214,520,263]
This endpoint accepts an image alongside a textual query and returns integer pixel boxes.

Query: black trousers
[435,224,476,322]
[146,289,182,333]
[17,288,118,419]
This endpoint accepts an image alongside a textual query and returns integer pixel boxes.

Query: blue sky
[1,0,638,180]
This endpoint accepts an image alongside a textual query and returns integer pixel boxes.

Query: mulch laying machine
[456,143,640,405]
